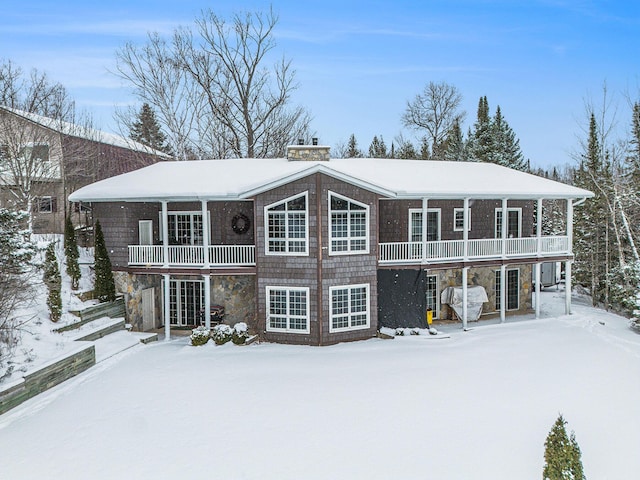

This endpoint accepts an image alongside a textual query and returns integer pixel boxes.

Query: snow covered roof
[0,106,171,158]
[69,157,593,203]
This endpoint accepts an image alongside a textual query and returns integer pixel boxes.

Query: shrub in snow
[64,215,81,290]
[232,322,249,345]
[543,414,585,480]
[395,328,405,336]
[94,220,116,302]
[43,243,62,323]
[212,324,233,345]
[190,326,210,346]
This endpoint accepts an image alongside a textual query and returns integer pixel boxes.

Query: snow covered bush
[43,242,62,323]
[231,322,249,345]
[543,414,585,480]
[190,326,210,346]
[212,324,233,345]
[94,220,116,302]
[64,215,81,290]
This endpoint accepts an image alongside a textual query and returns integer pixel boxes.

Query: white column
[462,267,468,330]
[201,200,210,268]
[421,197,428,263]
[565,260,572,315]
[535,262,541,319]
[567,199,574,251]
[161,201,169,267]
[163,273,171,341]
[501,198,508,258]
[536,198,543,255]
[463,197,470,261]
[500,264,506,323]
[203,274,211,330]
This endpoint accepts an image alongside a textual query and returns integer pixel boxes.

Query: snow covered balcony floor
[379,235,570,265]
[128,244,255,267]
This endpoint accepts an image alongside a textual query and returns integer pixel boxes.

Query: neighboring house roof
[0,106,171,158]
[69,157,593,203]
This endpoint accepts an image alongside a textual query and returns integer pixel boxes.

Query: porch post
[500,264,506,323]
[536,198,543,255]
[501,198,508,258]
[201,200,210,268]
[535,262,541,319]
[462,266,468,330]
[421,197,428,263]
[566,198,574,251]
[463,197,470,261]
[163,273,171,341]
[565,260,572,315]
[161,201,169,268]
[203,274,211,330]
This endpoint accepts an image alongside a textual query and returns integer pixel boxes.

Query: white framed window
[409,208,441,242]
[495,269,520,311]
[139,220,153,245]
[329,283,370,333]
[495,208,522,238]
[265,192,308,255]
[167,279,204,326]
[329,191,369,254]
[453,208,471,232]
[159,211,210,245]
[266,286,310,333]
[425,274,439,319]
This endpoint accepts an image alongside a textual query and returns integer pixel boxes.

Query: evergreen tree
[43,243,62,323]
[442,119,467,161]
[492,105,527,170]
[543,414,586,480]
[64,216,81,290]
[130,103,171,154]
[469,96,494,163]
[94,220,116,302]
[345,134,363,158]
[368,135,388,158]
[419,137,431,160]
[395,138,418,159]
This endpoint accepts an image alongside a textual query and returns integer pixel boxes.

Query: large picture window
[160,211,208,245]
[266,286,310,333]
[265,192,308,255]
[329,192,369,254]
[330,284,370,333]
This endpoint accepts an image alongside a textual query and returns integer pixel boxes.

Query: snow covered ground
[1,287,639,480]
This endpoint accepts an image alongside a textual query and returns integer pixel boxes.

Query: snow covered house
[0,106,170,234]
[69,143,593,345]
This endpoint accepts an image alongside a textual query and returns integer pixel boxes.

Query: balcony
[378,236,569,265]
[128,245,255,267]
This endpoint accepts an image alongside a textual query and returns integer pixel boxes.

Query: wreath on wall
[231,213,251,234]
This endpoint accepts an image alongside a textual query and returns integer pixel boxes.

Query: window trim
[453,207,471,232]
[266,286,310,334]
[408,208,441,242]
[139,220,153,245]
[329,283,371,333]
[264,191,309,256]
[494,207,522,238]
[328,191,370,255]
[425,274,440,319]
[495,268,520,311]
[34,196,54,213]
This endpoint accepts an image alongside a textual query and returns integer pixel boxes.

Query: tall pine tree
[442,119,467,161]
[43,243,62,322]
[130,103,171,154]
[345,134,363,158]
[368,135,388,158]
[64,216,81,290]
[94,220,116,302]
[492,105,527,171]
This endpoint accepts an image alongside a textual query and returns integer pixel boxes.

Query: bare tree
[402,81,465,158]
[115,8,312,159]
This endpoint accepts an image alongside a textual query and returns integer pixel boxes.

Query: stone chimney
[287,138,330,161]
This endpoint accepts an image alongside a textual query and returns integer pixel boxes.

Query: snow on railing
[379,236,570,264]
[128,245,255,267]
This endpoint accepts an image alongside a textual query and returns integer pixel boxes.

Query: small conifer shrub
[94,220,116,302]
[43,243,62,322]
[64,216,81,290]
[543,414,586,480]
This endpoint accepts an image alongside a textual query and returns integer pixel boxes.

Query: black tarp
[377,269,428,328]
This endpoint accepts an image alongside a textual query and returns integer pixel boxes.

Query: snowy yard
[1,288,639,480]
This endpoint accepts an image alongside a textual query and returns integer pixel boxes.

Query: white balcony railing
[128,245,255,267]
[379,236,570,264]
